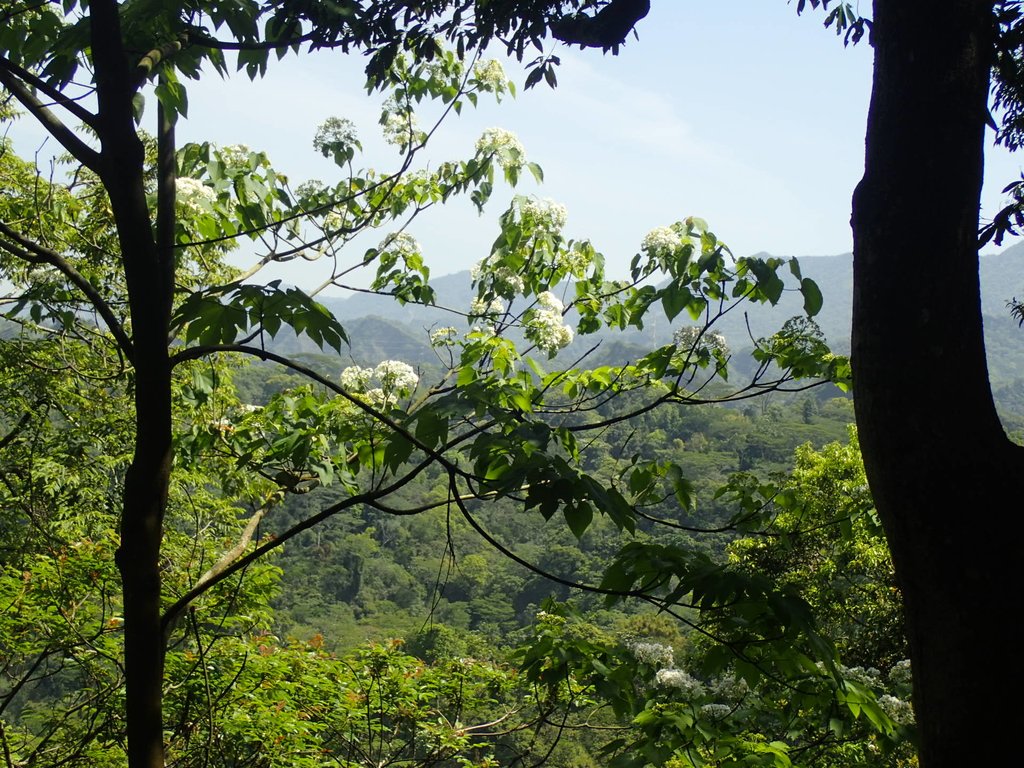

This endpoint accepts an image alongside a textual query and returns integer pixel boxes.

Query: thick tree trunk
[852,1,1024,764]
[91,3,174,767]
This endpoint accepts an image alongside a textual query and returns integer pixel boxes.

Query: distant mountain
[291,246,1024,414]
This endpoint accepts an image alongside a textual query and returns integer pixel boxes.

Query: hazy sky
[9,2,1023,292]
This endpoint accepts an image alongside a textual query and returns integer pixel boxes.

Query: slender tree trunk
[91,3,173,767]
[852,1,1024,764]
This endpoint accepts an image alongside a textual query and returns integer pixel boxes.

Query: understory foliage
[0,3,911,767]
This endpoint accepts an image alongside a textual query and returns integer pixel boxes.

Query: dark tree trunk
[852,1,1024,764]
[91,3,173,767]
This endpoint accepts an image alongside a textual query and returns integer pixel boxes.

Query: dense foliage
[12,1,1012,767]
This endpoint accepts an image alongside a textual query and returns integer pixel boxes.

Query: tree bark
[852,1,1024,764]
[91,3,173,767]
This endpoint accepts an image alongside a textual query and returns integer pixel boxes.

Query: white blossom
[341,366,374,392]
[218,144,252,167]
[709,675,750,700]
[557,242,593,277]
[699,703,733,719]
[382,109,421,147]
[840,665,883,688]
[176,177,215,216]
[521,197,568,234]
[365,388,397,409]
[378,232,421,259]
[470,297,505,316]
[475,128,525,169]
[673,327,729,357]
[492,267,525,296]
[473,59,508,91]
[629,642,674,667]
[529,309,574,354]
[889,659,912,686]
[374,360,419,395]
[323,210,344,232]
[655,668,704,696]
[642,226,683,256]
[314,117,359,158]
[296,180,326,200]
[537,291,564,312]
[877,694,915,725]
[430,326,458,346]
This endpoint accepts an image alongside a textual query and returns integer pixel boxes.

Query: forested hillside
[2,3,1020,768]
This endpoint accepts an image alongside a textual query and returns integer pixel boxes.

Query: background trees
[8,0,1020,766]
[0,3,855,768]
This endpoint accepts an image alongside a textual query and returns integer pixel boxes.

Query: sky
[8,1,1024,293]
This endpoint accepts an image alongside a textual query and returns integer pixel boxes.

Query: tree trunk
[91,3,173,767]
[852,1,1024,764]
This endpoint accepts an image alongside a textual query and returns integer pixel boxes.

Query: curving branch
[0,55,97,127]
[0,63,100,171]
[160,453,435,635]
[0,221,134,361]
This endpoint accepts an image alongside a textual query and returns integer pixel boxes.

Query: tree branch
[193,494,278,593]
[160,454,435,634]
[0,55,97,127]
[0,221,134,361]
[0,65,101,171]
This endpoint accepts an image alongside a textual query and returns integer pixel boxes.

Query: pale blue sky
[8,2,1023,292]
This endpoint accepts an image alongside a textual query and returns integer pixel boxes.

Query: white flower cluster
[217,144,252,167]
[470,261,525,296]
[470,296,506,316]
[296,180,326,200]
[629,641,675,668]
[840,665,883,688]
[323,210,344,232]
[378,232,421,259]
[430,326,458,346]
[655,668,704,696]
[375,360,419,393]
[473,59,508,91]
[673,327,730,357]
[642,226,683,257]
[176,177,215,216]
[340,366,374,391]
[475,127,525,170]
[699,703,733,720]
[889,659,912,686]
[877,694,915,725]
[382,109,421,147]
[528,292,574,353]
[341,361,419,407]
[521,197,568,234]
[314,117,359,157]
[557,242,593,277]
[709,674,750,700]
[494,266,526,296]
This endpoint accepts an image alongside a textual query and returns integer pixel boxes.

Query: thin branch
[0,56,97,126]
[186,27,320,52]
[0,64,101,171]
[0,222,134,361]
[193,494,278,592]
[160,453,435,633]
[0,409,33,451]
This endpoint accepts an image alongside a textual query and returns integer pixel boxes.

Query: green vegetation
[3,2,1023,768]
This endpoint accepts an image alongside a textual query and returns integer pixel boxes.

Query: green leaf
[801,277,824,317]
[564,501,593,539]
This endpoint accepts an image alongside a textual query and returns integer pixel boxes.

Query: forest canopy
[3,2,1020,768]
